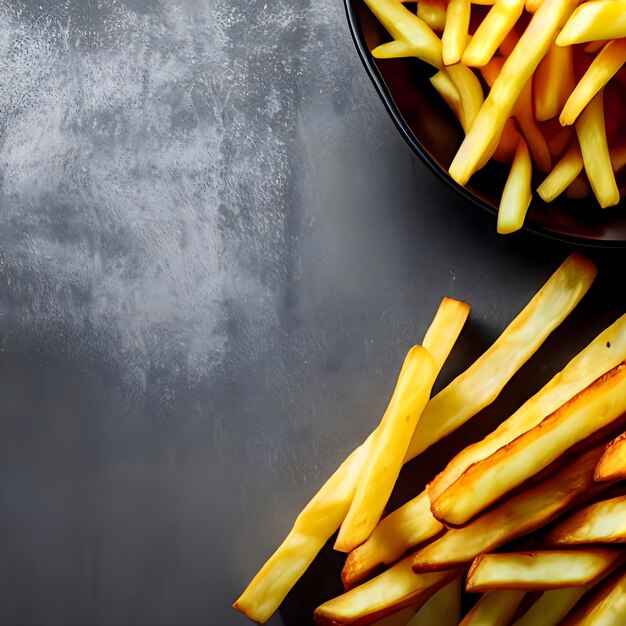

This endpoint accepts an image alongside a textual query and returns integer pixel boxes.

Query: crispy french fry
[498,136,532,234]
[462,0,525,68]
[442,0,471,65]
[566,175,591,200]
[525,0,542,11]
[407,576,462,626]
[466,550,621,593]
[459,590,526,626]
[336,347,437,552]
[233,299,468,623]
[416,0,447,33]
[556,1,626,46]
[537,144,583,202]
[576,89,620,208]
[548,495,626,545]
[449,0,577,185]
[561,567,626,626]
[313,558,461,626]
[512,587,589,626]
[433,361,626,526]
[595,432,626,482]
[561,39,626,126]
[413,446,605,572]
[534,42,575,121]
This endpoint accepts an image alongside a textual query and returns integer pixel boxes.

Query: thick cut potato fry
[534,42,575,121]
[512,587,589,626]
[413,446,604,572]
[576,89,620,208]
[407,576,462,626]
[556,1,626,46]
[459,590,525,626]
[442,0,470,65]
[313,558,461,626]
[595,432,626,482]
[416,0,447,33]
[234,299,469,623]
[336,347,437,552]
[537,144,583,202]
[466,550,621,593]
[448,0,577,185]
[498,137,532,235]
[561,567,626,626]
[462,0,525,68]
[561,39,626,126]
[433,361,626,526]
[548,496,626,545]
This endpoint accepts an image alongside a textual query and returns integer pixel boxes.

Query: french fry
[445,63,485,132]
[556,1,626,46]
[575,89,620,208]
[462,0,525,68]
[371,607,416,626]
[416,0,447,33]
[525,0,542,11]
[595,432,626,482]
[547,495,626,545]
[498,136,532,235]
[448,0,577,185]
[313,558,461,626]
[459,590,526,626]
[511,586,589,626]
[335,347,438,552]
[561,39,626,126]
[561,567,626,626]
[432,361,626,526]
[442,0,471,65]
[534,42,575,121]
[431,72,468,130]
[537,144,583,202]
[466,550,621,593]
[407,576,462,626]
[412,446,605,572]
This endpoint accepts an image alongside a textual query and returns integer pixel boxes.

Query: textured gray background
[0,1,624,625]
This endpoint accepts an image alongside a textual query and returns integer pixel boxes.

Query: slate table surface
[0,1,625,625]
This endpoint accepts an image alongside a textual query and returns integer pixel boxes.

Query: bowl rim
[343,0,626,249]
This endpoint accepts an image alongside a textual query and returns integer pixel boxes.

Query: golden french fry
[373,41,425,58]
[413,446,604,572]
[534,42,575,121]
[512,587,589,626]
[416,0,447,33]
[336,347,437,552]
[556,1,626,46]
[446,63,485,132]
[497,136,532,234]
[525,0,542,11]
[407,576,462,626]
[432,361,626,526]
[466,550,621,593]
[462,0,525,68]
[492,118,521,163]
[561,39,626,126]
[595,432,626,482]
[459,590,526,626]
[431,72,468,130]
[449,0,577,185]
[442,0,471,65]
[561,567,626,626]
[313,558,461,626]
[576,89,620,208]
[548,495,626,545]
[537,144,583,202]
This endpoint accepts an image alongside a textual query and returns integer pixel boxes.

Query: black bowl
[344,0,626,247]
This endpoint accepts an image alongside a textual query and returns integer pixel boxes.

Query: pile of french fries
[233,252,626,624]
[364,0,626,234]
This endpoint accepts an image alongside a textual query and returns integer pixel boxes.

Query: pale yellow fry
[313,558,460,626]
[512,587,589,626]
[459,590,526,626]
[525,0,543,11]
[535,42,575,121]
[595,432,626,482]
[442,0,470,65]
[557,1,626,46]
[466,550,621,593]
[431,71,468,130]
[335,347,437,552]
[576,89,619,208]
[498,137,532,234]
[562,39,626,126]
[407,576,462,626]
[449,0,577,185]
[462,0,525,68]
[548,496,626,545]
[538,144,583,202]
[434,361,626,526]
[373,40,421,58]
[416,0,447,33]
[446,63,485,132]
[561,567,626,626]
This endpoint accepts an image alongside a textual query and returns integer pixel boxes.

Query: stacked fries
[233,252,626,624]
[363,0,626,233]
